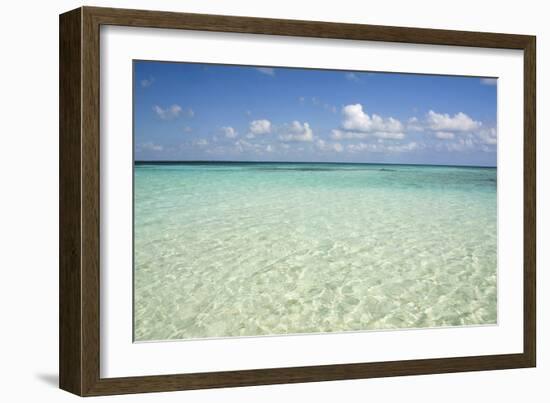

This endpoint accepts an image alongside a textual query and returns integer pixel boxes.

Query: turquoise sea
[134,162,497,341]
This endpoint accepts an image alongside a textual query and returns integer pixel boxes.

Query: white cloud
[373,131,405,139]
[249,119,272,136]
[444,137,475,152]
[331,129,368,140]
[279,121,314,142]
[347,142,381,153]
[141,77,154,88]
[316,139,343,152]
[345,72,359,81]
[409,112,494,150]
[234,140,246,153]
[153,104,182,120]
[256,67,275,76]
[426,110,481,132]
[301,96,337,113]
[153,104,193,120]
[407,117,424,132]
[193,139,209,147]
[478,127,497,145]
[341,104,404,133]
[435,131,455,139]
[480,78,498,85]
[221,126,238,138]
[331,105,405,141]
[331,128,404,140]
[430,126,496,152]
[182,126,192,133]
[347,141,419,154]
[387,142,420,152]
[138,142,163,152]
[232,139,273,155]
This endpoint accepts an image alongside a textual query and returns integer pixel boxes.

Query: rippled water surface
[134,162,497,341]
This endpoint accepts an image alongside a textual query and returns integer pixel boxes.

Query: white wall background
[0,0,546,401]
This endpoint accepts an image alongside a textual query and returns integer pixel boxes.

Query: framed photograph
[59,6,536,396]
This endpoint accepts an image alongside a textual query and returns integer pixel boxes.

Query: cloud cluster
[331,107,495,155]
[230,139,275,155]
[417,110,496,152]
[331,129,404,140]
[153,104,194,120]
[426,110,481,132]
[331,104,405,141]
[221,126,238,139]
[406,117,424,132]
[440,137,475,152]
[153,104,182,120]
[342,104,404,134]
[347,141,420,154]
[143,98,495,161]
[316,139,343,153]
[279,121,314,142]
[330,130,368,140]
[249,119,272,136]
[477,128,497,145]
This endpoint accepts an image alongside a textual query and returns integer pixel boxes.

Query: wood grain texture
[81,6,102,396]
[59,7,83,396]
[86,354,531,396]
[523,38,536,367]
[59,6,537,396]
[85,6,532,49]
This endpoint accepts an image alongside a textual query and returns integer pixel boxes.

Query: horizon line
[134,160,497,169]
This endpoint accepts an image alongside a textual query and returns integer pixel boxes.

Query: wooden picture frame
[59,6,536,396]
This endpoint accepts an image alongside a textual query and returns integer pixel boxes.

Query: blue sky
[134,61,497,166]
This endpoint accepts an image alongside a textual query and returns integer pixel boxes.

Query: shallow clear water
[134,162,497,341]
